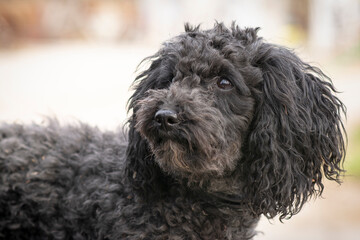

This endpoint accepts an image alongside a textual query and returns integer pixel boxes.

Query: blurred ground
[0,42,360,239]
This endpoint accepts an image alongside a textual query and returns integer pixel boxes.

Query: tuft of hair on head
[184,22,201,33]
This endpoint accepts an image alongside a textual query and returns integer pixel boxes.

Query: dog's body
[1,122,256,239]
[0,23,346,239]
[0,122,257,239]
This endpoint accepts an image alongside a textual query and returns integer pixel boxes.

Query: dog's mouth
[150,123,206,157]
[145,130,239,180]
[154,134,182,146]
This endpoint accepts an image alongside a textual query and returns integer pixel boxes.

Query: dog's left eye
[216,78,233,90]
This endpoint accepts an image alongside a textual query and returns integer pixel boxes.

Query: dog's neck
[172,170,248,206]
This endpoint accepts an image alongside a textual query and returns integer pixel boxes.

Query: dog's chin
[146,135,239,181]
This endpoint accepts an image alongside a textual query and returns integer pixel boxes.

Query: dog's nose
[154,109,179,127]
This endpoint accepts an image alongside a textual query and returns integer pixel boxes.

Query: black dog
[0,23,346,239]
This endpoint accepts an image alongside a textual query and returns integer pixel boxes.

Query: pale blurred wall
[138,0,290,43]
[138,0,360,50]
[309,0,360,50]
[1,0,359,50]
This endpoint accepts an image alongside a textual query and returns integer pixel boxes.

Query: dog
[0,23,346,240]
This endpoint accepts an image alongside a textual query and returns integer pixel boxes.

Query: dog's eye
[216,78,233,90]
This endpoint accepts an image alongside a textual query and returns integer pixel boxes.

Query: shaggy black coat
[0,23,346,240]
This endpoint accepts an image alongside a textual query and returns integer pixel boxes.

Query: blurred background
[0,0,359,239]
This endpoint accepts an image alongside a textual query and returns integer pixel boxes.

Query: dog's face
[134,28,260,179]
[127,23,346,219]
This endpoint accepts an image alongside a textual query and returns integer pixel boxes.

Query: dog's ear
[242,43,346,219]
[125,55,174,199]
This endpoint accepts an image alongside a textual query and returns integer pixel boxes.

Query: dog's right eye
[216,78,233,90]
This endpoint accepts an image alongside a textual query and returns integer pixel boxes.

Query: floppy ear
[125,55,174,199]
[242,42,346,219]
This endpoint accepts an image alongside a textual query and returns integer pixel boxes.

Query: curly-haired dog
[0,23,346,239]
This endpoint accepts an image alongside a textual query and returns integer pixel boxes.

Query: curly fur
[0,23,346,239]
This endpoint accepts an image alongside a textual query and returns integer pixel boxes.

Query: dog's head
[126,23,346,219]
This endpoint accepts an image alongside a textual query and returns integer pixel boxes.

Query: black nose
[154,109,179,128]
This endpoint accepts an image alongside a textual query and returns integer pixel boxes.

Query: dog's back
[0,121,127,239]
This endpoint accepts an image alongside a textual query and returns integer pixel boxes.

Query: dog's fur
[0,23,346,239]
